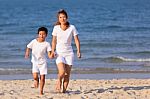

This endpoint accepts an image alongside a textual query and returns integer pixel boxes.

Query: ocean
[0,0,150,79]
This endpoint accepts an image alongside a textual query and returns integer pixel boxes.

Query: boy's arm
[25,48,30,59]
[74,35,81,58]
[48,51,52,59]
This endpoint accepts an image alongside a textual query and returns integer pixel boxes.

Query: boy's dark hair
[37,27,48,35]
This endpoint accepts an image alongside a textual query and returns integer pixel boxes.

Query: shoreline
[0,79,150,98]
[0,73,150,80]
[0,68,150,76]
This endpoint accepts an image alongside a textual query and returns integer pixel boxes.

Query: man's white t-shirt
[52,25,79,54]
[27,39,51,65]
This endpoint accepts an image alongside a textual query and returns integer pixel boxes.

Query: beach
[0,79,150,99]
[0,0,150,98]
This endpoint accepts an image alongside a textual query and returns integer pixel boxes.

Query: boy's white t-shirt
[27,39,51,65]
[52,25,79,54]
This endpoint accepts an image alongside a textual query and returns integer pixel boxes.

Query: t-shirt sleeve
[72,25,79,36]
[27,39,34,49]
[52,26,57,36]
[47,42,52,52]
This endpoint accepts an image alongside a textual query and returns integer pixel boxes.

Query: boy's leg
[63,65,72,93]
[40,75,45,95]
[32,73,39,88]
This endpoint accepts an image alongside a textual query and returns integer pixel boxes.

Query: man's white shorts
[32,62,47,75]
[56,54,74,65]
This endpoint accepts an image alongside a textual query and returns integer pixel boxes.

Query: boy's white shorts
[56,54,74,65]
[32,62,47,75]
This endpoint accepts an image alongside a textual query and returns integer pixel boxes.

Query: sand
[0,79,150,99]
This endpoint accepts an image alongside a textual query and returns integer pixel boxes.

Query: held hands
[50,51,57,59]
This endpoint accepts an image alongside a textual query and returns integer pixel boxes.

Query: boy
[25,27,52,95]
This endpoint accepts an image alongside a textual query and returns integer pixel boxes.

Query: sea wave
[102,25,150,31]
[78,56,150,63]
[106,56,150,62]
[121,51,150,55]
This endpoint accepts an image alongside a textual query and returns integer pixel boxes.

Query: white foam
[117,56,150,62]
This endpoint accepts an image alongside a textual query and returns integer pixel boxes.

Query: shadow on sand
[65,86,150,94]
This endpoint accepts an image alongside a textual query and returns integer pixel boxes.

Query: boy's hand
[25,53,29,59]
[25,48,30,59]
[49,54,54,59]
[49,51,57,59]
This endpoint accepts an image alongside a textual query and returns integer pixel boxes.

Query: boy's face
[38,31,47,40]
